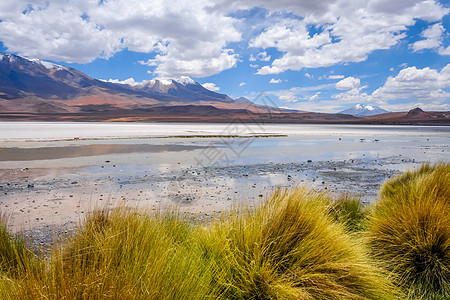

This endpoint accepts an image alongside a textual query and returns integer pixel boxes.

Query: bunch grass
[202,188,395,299]
[368,163,450,299]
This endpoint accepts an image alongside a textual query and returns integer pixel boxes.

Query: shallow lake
[0,122,448,231]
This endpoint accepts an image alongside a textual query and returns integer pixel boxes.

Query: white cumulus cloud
[0,0,241,77]
[332,64,450,110]
[309,92,320,101]
[278,91,298,102]
[248,0,449,74]
[270,78,282,83]
[328,75,345,80]
[440,46,450,55]
[202,82,220,91]
[249,51,271,62]
[372,64,450,103]
[335,77,361,90]
[412,23,445,52]
[239,82,247,86]
[105,78,140,86]
[267,83,335,104]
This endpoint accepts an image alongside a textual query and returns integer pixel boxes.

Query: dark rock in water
[71,181,78,184]
[27,183,34,188]
[307,160,312,163]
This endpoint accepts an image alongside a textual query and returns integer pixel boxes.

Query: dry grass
[328,196,368,233]
[367,163,450,299]
[0,213,43,298]
[0,213,41,275]
[202,188,395,299]
[1,208,218,299]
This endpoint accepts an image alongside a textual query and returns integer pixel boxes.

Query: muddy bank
[0,124,448,246]
[0,154,422,235]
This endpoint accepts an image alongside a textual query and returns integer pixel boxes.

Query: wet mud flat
[10,156,414,252]
[0,123,448,248]
[0,153,424,249]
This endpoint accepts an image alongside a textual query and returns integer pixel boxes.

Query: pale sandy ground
[0,131,448,248]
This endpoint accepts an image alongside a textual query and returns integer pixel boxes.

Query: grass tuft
[328,196,368,232]
[368,163,450,299]
[203,188,395,299]
[27,208,217,299]
[0,213,37,277]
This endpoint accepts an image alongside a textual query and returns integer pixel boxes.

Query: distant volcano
[338,104,389,116]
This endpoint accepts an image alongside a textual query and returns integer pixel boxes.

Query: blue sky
[0,0,449,112]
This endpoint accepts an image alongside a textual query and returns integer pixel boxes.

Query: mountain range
[0,53,255,112]
[0,53,448,124]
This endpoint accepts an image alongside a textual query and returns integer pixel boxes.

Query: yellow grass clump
[1,209,218,299]
[368,163,450,299]
[202,188,395,299]
[328,196,368,233]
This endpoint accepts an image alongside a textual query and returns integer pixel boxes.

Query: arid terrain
[1,53,448,124]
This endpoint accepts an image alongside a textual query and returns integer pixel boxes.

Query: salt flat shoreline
[0,154,434,230]
[0,123,448,248]
[1,154,414,250]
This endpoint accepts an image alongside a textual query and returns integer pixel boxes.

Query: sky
[0,0,449,113]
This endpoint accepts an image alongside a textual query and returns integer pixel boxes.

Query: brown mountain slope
[365,108,450,124]
[0,53,449,124]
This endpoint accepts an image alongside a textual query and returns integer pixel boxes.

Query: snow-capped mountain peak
[354,104,375,111]
[152,78,173,86]
[175,76,196,85]
[29,58,65,71]
[338,104,389,116]
[139,76,196,86]
[151,76,196,86]
[0,53,65,71]
[0,53,23,64]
